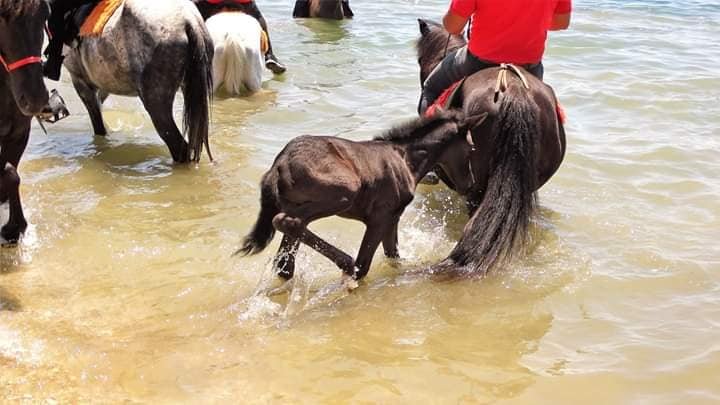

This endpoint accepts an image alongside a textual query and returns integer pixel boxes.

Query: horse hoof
[277,268,294,280]
[1,223,25,246]
[341,274,359,291]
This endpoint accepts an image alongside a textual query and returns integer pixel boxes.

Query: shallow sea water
[1,0,719,403]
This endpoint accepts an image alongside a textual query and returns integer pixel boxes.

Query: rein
[0,55,42,73]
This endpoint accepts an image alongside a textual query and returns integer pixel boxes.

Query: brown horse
[416,19,567,276]
[0,0,51,243]
[238,110,486,283]
[293,0,353,20]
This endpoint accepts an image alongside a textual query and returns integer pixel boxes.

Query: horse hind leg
[139,46,189,162]
[274,234,301,280]
[139,83,189,163]
[71,76,107,136]
[271,196,356,275]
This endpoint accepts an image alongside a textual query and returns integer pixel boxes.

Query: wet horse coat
[416,19,567,275]
[0,0,51,243]
[63,0,214,162]
[239,111,486,282]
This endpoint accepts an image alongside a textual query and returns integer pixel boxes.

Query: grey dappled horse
[416,19,567,276]
[63,0,213,162]
[0,0,51,243]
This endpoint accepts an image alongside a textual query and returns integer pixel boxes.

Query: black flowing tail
[236,179,279,256]
[438,89,539,276]
[183,21,214,162]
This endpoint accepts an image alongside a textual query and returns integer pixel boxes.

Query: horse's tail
[437,89,539,276]
[222,30,263,94]
[236,177,279,256]
[221,33,246,95]
[183,20,214,162]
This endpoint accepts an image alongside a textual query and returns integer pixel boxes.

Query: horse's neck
[399,134,457,183]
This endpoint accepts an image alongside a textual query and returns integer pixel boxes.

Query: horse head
[416,19,466,85]
[0,0,50,116]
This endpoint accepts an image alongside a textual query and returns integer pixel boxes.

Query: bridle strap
[0,55,43,73]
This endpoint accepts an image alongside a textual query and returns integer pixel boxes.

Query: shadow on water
[297,18,350,44]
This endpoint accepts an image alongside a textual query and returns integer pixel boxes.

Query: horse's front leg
[70,75,107,136]
[0,164,28,244]
[353,221,393,281]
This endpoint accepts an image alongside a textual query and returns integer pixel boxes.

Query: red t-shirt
[450,0,572,64]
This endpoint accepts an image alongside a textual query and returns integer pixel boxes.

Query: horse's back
[66,0,206,95]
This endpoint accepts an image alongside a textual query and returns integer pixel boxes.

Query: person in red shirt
[193,0,286,74]
[419,0,572,114]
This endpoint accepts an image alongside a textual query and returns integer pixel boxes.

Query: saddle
[59,0,123,44]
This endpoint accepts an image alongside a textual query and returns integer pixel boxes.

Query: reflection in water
[298,19,350,44]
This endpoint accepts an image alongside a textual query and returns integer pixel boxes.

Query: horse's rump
[206,11,264,94]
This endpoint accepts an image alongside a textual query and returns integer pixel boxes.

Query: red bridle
[0,54,42,73]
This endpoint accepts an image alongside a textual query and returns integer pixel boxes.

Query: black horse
[0,0,51,243]
[416,19,567,276]
[239,110,486,284]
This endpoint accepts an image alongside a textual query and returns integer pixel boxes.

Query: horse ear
[418,19,431,37]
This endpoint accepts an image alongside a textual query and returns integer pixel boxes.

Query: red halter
[0,54,42,73]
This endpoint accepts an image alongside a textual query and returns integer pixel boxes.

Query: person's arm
[443,0,474,35]
[443,12,469,35]
[550,0,572,31]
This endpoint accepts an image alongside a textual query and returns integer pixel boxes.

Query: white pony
[206,12,266,95]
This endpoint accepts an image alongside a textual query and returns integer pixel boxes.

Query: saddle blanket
[424,80,464,118]
[80,0,123,37]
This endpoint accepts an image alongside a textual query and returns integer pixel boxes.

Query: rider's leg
[418,46,492,114]
[526,62,544,81]
[43,0,100,81]
[241,2,287,74]
[43,7,68,81]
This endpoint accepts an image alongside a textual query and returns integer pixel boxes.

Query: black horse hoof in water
[1,222,27,246]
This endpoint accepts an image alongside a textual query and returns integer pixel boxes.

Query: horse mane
[415,20,467,61]
[374,110,462,143]
[0,0,44,18]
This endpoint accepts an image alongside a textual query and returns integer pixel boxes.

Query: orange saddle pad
[79,0,124,37]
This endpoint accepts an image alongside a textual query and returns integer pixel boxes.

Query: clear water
[1,0,719,403]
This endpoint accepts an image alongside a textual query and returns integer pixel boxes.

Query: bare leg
[274,234,301,280]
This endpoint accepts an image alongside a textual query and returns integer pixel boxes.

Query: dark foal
[293,0,353,20]
[238,110,486,283]
[0,0,51,243]
[416,19,567,275]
